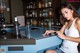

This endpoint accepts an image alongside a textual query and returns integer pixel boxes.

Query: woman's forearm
[65,36,80,43]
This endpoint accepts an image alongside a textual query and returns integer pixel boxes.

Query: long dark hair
[59,2,80,25]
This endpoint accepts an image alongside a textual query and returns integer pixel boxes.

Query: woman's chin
[67,18,70,20]
[66,19,70,22]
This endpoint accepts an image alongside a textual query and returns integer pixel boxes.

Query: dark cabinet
[22,0,62,27]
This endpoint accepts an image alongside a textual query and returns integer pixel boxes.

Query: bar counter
[0,26,62,53]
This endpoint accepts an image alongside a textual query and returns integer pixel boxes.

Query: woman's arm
[76,18,80,32]
[57,18,80,43]
[43,22,67,36]
[59,22,67,33]
[65,36,80,43]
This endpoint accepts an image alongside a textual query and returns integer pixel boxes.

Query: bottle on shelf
[48,8,53,17]
[26,11,29,17]
[41,0,45,8]
[38,1,42,8]
[43,9,48,17]
[45,0,48,7]
[48,19,52,30]
[23,0,61,27]
[48,0,52,7]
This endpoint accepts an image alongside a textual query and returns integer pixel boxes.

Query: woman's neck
[69,17,74,22]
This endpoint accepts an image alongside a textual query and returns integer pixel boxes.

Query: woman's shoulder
[76,17,80,22]
[75,17,80,32]
[76,17,80,25]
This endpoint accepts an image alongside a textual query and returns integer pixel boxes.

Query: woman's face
[61,8,73,20]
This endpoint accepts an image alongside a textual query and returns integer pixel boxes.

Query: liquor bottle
[38,1,41,8]
[45,0,48,7]
[14,17,21,39]
[48,8,53,17]
[48,0,52,7]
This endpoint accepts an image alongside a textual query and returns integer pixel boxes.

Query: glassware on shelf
[26,19,31,25]
[48,20,52,30]
[41,21,44,27]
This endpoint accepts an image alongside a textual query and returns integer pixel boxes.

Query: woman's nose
[64,14,67,18]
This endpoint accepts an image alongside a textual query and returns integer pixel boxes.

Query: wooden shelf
[22,0,62,26]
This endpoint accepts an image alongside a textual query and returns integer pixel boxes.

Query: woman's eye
[65,12,68,13]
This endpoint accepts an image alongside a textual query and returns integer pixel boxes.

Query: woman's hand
[56,31,66,39]
[43,30,55,36]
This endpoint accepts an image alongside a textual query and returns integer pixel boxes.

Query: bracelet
[54,32,58,35]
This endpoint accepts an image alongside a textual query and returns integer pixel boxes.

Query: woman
[43,3,80,53]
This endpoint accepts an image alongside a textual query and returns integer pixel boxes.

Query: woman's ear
[71,10,74,13]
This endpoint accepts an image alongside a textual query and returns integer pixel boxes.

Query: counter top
[0,26,61,45]
[0,33,35,45]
